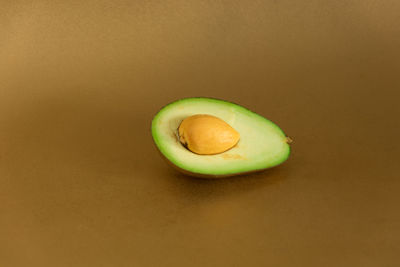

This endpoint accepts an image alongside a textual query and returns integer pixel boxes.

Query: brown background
[1,1,399,266]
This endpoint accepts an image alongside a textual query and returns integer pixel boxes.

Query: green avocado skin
[151,97,291,178]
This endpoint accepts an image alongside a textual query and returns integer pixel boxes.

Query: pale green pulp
[152,98,290,176]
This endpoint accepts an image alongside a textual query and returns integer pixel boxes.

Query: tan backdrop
[1,1,399,266]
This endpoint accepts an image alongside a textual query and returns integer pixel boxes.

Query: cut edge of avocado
[151,97,291,178]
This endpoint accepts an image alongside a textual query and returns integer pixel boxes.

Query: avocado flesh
[151,98,290,177]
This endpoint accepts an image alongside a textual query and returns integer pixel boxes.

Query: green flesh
[151,98,290,177]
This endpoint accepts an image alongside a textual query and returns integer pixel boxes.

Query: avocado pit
[178,114,240,155]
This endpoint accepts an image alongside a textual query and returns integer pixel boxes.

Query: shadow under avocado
[157,156,291,201]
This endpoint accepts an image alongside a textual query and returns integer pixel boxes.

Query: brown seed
[178,114,240,155]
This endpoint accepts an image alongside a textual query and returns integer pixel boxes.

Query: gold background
[1,1,399,266]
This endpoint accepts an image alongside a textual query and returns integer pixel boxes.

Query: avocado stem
[286,136,293,144]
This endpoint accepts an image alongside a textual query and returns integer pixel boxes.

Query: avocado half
[151,98,291,178]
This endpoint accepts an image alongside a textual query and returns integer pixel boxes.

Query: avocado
[151,97,291,178]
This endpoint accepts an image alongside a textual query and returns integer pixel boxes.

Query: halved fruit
[151,97,291,178]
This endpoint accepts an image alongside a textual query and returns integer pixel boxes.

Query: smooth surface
[1,1,399,266]
[152,98,290,176]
